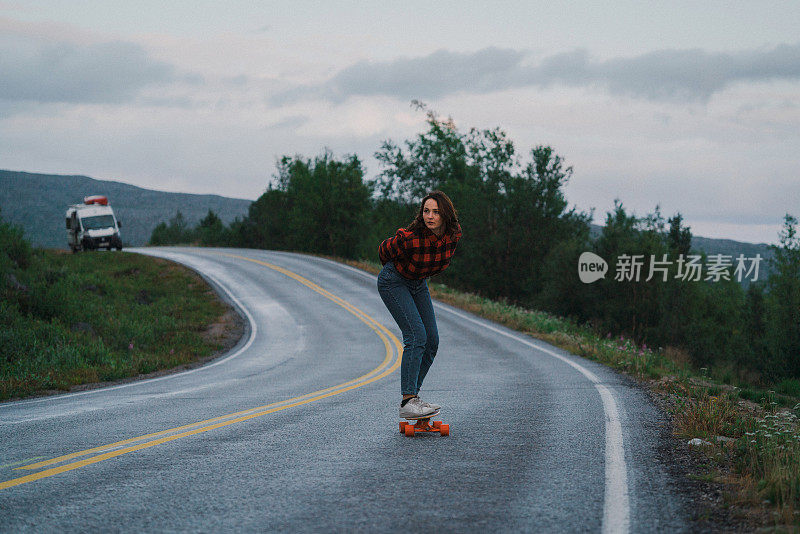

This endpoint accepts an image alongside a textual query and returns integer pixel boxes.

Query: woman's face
[423,198,443,235]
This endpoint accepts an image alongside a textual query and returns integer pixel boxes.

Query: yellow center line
[1,252,401,491]
[0,457,46,469]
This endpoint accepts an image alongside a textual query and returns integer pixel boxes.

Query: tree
[593,201,643,337]
[242,150,372,258]
[239,188,291,250]
[536,230,594,321]
[765,214,800,380]
[742,282,768,378]
[510,146,591,300]
[374,101,470,203]
[591,203,749,370]
[197,210,228,246]
[655,213,701,348]
[667,213,692,256]
[149,211,195,245]
[374,104,590,305]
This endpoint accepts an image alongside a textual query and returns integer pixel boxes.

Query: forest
[150,106,800,388]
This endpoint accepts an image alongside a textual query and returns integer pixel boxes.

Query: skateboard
[399,410,449,437]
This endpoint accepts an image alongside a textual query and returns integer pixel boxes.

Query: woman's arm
[378,229,410,265]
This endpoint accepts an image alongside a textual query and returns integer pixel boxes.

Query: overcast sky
[1,1,798,244]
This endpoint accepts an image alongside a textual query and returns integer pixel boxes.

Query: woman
[377,191,462,419]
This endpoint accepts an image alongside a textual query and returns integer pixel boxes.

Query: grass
[343,256,800,530]
[0,250,239,400]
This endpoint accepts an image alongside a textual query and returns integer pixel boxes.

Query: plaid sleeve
[378,228,410,265]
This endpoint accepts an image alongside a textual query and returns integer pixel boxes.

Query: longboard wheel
[399,422,408,433]
[440,424,449,436]
[404,425,415,437]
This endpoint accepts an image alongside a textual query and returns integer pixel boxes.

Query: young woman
[377,191,462,419]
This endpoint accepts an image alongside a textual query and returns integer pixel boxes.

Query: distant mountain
[0,170,253,249]
[690,235,774,285]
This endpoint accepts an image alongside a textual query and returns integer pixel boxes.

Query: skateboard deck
[399,410,449,436]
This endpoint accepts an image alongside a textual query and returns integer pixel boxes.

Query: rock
[688,438,713,447]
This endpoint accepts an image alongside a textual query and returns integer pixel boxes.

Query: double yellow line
[0,253,401,491]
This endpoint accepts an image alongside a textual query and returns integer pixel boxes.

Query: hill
[0,170,252,248]
[690,235,774,285]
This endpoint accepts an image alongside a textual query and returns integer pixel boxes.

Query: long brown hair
[407,191,459,235]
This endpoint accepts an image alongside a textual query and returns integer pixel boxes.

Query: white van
[66,195,123,252]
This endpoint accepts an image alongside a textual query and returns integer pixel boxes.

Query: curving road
[0,248,692,532]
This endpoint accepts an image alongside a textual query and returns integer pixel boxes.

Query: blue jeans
[377,262,439,396]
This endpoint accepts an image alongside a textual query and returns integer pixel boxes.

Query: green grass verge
[344,256,800,529]
[1,250,239,401]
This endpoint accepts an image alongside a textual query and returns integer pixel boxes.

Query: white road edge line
[323,257,631,534]
[0,256,257,410]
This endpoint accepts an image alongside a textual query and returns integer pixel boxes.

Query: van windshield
[81,215,116,230]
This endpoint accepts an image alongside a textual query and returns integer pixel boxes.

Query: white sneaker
[420,399,441,411]
[399,397,436,419]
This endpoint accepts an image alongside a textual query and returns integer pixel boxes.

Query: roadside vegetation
[0,210,238,401]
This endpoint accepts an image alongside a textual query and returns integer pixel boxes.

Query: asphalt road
[0,248,693,533]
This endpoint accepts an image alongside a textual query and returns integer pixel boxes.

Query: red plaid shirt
[378,224,462,279]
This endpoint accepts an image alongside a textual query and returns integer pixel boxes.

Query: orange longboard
[399,412,449,436]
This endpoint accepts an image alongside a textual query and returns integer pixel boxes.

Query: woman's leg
[377,265,428,396]
[410,280,438,395]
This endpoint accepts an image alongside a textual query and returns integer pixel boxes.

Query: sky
[1,1,799,245]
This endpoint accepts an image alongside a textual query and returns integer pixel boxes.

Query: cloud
[594,44,800,101]
[0,35,183,104]
[271,47,526,104]
[275,43,800,104]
